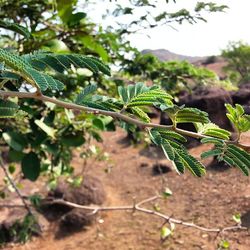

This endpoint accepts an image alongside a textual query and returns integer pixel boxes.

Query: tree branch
[0,90,249,150]
[43,196,248,233]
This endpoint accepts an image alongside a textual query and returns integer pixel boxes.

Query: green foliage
[160,226,173,240]
[150,128,206,176]
[0,99,19,118]
[195,123,231,140]
[222,41,250,84]
[130,106,151,123]
[21,152,41,181]
[175,108,209,124]
[232,213,241,224]
[0,48,110,92]
[110,0,227,33]
[123,53,230,94]
[0,214,39,244]
[161,105,209,126]
[195,2,228,13]
[2,132,27,152]
[118,82,173,107]
[24,67,64,91]
[201,139,250,176]
[75,84,98,104]
[76,82,173,123]
[0,20,30,38]
[23,52,111,76]
[225,104,250,133]
[218,240,230,249]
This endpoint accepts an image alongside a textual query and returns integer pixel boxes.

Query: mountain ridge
[141,49,207,63]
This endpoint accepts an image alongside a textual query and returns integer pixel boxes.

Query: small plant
[0,214,39,245]
[218,239,230,250]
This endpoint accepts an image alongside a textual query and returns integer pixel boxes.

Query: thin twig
[0,204,27,208]
[0,157,31,214]
[0,156,42,233]
[43,196,248,234]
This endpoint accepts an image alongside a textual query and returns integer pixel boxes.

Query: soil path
[5,129,250,250]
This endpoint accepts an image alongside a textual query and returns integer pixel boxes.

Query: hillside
[141,49,206,63]
[142,49,227,79]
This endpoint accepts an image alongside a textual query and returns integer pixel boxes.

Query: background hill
[142,49,227,79]
[141,49,206,63]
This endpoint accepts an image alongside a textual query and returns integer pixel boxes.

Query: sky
[127,0,250,56]
[88,0,250,57]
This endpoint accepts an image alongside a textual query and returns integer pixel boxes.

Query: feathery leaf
[201,149,223,159]
[195,122,231,140]
[75,84,97,104]
[150,128,205,176]
[0,99,19,118]
[23,52,111,76]
[176,108,209,124]
[130,106,150,122]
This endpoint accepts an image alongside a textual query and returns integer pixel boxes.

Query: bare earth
[3,129,250,250]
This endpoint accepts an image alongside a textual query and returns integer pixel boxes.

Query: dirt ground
[3,128,250,250]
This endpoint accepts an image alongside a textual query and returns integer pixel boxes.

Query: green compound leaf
[224,151,249,176]
[75,84,97,104]
[225,103,250,132]
[23,53,111,76]
[201,137,224,146]
[150,128,205,176]
[0,48,63,91]
[0,48,28,73]
[80,101,113,111]
[195,122,231,140]
[176,150,206,177]
[118,82,173,107]
[225,144,250,175]
[227,144,250,166]
[149,129,163,145]
[175,108,209,124]
[0,99,19,118]
[21,152,41,181]
[201,137,250,175]
[161,140,175,161]
[0,48,110,92]
[201,148,223,159]
[172,154,185,174]
[155,129,187,143]
[130,106,150,123]
[80,94,122,111]
[24,67,64,91]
